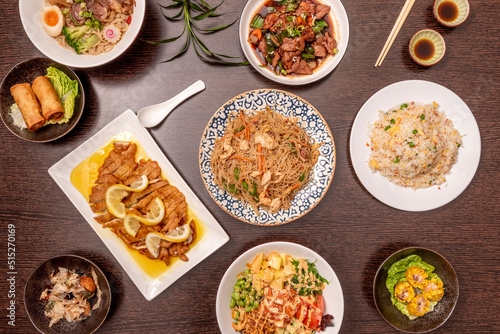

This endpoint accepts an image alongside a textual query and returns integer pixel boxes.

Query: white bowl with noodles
[239,0,349,85]
[216,241,344,334]
[19,0,145,68]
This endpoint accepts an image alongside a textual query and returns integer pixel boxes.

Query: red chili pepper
[126,16,132,25]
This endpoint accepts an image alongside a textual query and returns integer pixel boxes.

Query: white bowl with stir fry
[19,0,145,68]
[239,0,349,85]
[216,242,344,334]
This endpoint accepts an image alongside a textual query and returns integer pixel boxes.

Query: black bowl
[0,57,84,142]
[24,255,111,334]
[373,247,459,333]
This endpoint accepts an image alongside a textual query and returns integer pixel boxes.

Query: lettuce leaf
[385,254,441,319]
[45,67,79,124]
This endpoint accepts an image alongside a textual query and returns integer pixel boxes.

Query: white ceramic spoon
[137,80,206,128]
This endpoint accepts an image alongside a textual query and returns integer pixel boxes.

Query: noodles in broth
[211,107,322,214]
[45,0,134,55]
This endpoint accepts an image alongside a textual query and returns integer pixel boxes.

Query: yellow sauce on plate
[70,131,205,279]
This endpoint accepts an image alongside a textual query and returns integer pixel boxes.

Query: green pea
[412,129,418,134]
[420,114,425,120]
[230,298,236,308]
[245,305,254,312]
[400,103,408,109]
[393,156,400,163]
[238,299,245,307]
[250,289,256,295]
[253,301,260,309]
[250,296,255,305]
[237,279,245,286]
[232,292,240,301]
[244,282,251,290]
[384,125,391,131]
[245,296,250,305]
[260,289,264,296]
[409,142,415,148]
[235,311,240,318]
[390,119,395,124]
[233,285,241,292]
[241,290,248,296]
[245,269,252,275]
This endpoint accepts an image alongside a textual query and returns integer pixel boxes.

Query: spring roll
[32,76,64,122]
[9,83,45,131]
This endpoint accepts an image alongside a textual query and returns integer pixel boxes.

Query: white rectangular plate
[49,109,229,300]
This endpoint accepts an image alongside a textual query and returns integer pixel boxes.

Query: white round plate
[239,0,349,85]
[216,241,344,333]
[350,80,481,211]
[199,89,336,225]
[19,0,145,68]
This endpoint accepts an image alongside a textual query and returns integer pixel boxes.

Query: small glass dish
[409,29,446,66]
[433,0,470,28]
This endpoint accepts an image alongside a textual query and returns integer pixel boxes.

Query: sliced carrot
[297,16,305,26]
[307,16,314,26]
[257,144,263,172]
[250,28,263,41]
[231,155,253,163]
[235,130,245,136]
[289,184,301,192]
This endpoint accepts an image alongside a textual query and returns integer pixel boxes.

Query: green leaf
[159,2,183,10]
[192,1,223,20]
[159,5,185,20]
[194,17,237,32]
[160,34,191,63]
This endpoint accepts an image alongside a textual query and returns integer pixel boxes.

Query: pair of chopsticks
[375,0,416,67]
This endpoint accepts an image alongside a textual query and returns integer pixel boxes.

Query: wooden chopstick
[375,0,416,67]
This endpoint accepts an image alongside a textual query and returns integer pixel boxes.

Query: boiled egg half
[41,6,64,37]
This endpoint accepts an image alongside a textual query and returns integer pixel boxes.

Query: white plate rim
[350,80,481,211]
[48,109,229,300]
[216,241,344,334]
[239,0,350,85]
[19,0,146,68]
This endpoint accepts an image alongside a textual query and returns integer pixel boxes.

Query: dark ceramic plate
[0,57,84,142]
[373,247,459,333]
[24,255,111,334]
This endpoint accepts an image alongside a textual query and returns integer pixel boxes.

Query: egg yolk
[44,10,59,27]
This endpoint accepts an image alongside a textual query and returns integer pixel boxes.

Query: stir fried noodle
[211,107,321,214]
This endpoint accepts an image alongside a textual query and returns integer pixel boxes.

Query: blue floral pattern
[199,90,335,225]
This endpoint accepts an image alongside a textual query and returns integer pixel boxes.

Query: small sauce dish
[433,0,470,27]
[409,29,446,66]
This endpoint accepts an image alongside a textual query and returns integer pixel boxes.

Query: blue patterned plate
[199,89,335,225]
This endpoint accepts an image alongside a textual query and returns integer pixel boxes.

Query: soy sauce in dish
[414,39,435,61]
[437,1,459,22]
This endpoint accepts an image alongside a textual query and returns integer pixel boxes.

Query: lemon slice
[163,224,190,242]
[105,175,149,218]
[124,215,142,237]
[145,225,191,258]
[128,175,149,191]
[105,186,129,218]
[145,232,165,258]
[133,198,165,226]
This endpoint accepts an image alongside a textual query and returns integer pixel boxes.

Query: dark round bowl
[373,247,459,333]
[24,255,111,334]
[0,57,84,142]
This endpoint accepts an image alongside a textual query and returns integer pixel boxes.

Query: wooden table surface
[1,1,499,333]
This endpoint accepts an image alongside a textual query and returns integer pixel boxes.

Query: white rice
[368,102,462,189]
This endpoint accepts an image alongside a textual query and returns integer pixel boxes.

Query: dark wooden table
[1,1,499,333]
